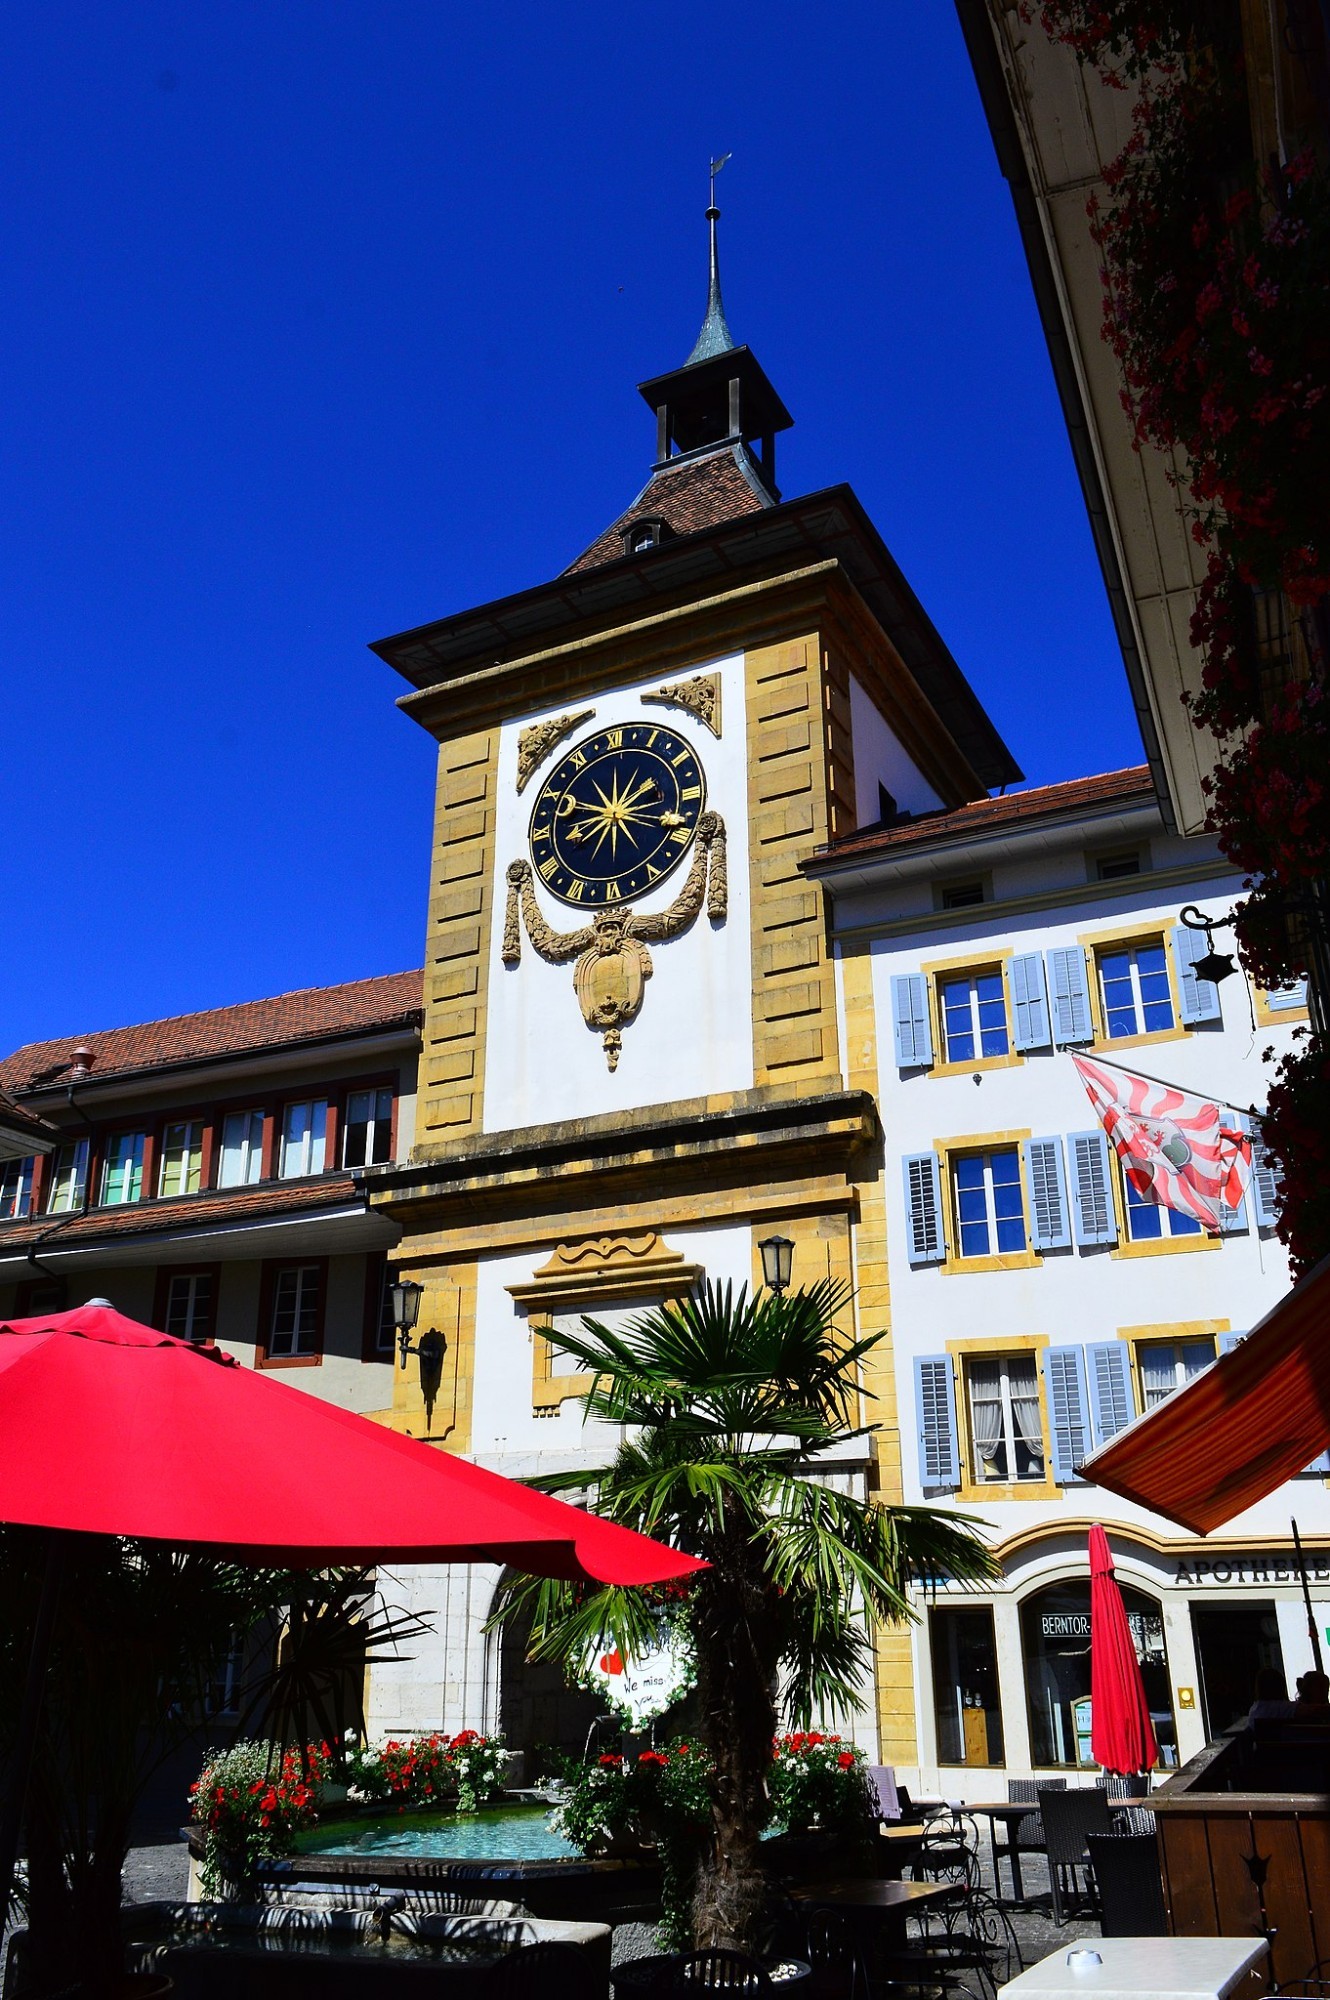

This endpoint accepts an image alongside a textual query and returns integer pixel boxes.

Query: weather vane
[709,153,731,212]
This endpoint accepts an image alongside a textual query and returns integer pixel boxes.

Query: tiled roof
[0,1091,56,1144]
[0,1174,363,1253]
[564,445,770,574]
[0,970,424,1095]
[808,766,1157,867]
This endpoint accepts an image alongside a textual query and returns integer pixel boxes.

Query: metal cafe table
[997,1936,1269,1999]
[790,1877,954,1944]
[964,1801,1040,1903]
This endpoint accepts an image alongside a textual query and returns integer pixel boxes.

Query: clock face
[527,720,707,907]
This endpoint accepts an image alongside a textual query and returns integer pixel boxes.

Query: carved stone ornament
[641,672,722,737]
[506,1232,704,1417]
[515,708,594,793]
[501,810,727,1070]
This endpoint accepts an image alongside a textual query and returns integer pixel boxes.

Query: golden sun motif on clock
[527,721,707,907]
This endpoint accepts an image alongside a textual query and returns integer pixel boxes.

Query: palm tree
[496,1280,997,1950]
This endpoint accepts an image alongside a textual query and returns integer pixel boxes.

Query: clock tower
[360,202,1021,1764]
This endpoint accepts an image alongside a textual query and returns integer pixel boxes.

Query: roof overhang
[1081,1256,1330,1535]
[955,0,1220,834]
[372,484,1022,792]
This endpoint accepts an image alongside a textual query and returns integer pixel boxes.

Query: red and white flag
[1070,1053,1251,1233]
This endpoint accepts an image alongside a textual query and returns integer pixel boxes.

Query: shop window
[342,1087,393,1169]
[1097,942,1174,1039]
[158,1120,204,1198]
[164,1269,214,1344]
[1020,1580,1178,1770]
[930,1606,1004,1766]
[965,1354,1044,1483]
[954,1149,1026,1259]
[46,1140,89,1214]
[217,1109,265,1188]
[279,1100,327,1179]
[0,1156,34,1219]
[1137,1337,1214,1410]
[102,1132,146,1206]
[940,972,1008,1062]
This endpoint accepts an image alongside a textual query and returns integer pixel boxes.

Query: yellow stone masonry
[418,731,497,1145]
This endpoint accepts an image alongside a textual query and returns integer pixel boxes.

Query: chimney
[69,1046,94,1079]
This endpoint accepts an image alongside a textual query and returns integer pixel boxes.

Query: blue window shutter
[915,1355,960,1488]
[1046,947,1094,1046]
[902,1153,946,1266]
[1244,1113,1282,1229]
[1068,1129,1119,1246]
[891,973,934,1070]
[1172,924,1223,1025]
[1045,1347,1091,1484]
[1010,953,1052,1052]
[1266,977,1308,1011]
[1023,1136,1070,1250]
[1087,1342,1136,1447]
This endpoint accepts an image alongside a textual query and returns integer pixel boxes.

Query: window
[342,1088,393,1169]
[953,1149,1026,1258]
[267,1264,321,1358]
[207,1629,245,1718]
[1097,942,1174,1039]
[1022,1581,1177,1769]
[101,1133,146,1206]
[1123,1173,1201,1243]
[1137,1337,1214,1410]
[367,1258,396,1357]
[47,1140,90,1213]
[0,1157,34,1220]
[279,1101,327,1179]
[965,1354,1044,1483]
[158,1120,204,1198]
[940,880,986,911]
[930,1607,1004,1766]
[217,1109,265,1188]
[939,972,1008,1062]
[164,1269,214,1343]
[1095,850,1142,881]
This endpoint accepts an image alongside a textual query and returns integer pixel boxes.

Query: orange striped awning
[1081,1255,1330,1535]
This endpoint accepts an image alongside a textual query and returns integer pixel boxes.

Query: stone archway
[495,1581,608,1782]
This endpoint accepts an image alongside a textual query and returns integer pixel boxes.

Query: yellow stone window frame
[1106,1146,1221,1262]
[1120,1319,1228,1417]
[935,1127,1040,1275]
[922,947,1023,1079]
[947,1334,1059,1501]
[1077,918,1191,1054]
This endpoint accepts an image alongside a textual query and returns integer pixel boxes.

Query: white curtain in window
[968,1360,1004,1472]
[1140,1345,1177,1409]
[1008,1357,1044,1472]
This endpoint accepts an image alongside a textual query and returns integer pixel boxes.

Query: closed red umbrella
[1089,1523,1158,1777]
[0,1303,703,1912]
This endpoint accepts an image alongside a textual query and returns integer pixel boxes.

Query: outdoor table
[997,1935,1269,2000]
[791,1876,953,1944]
[966,1801,1038,1903]
[876,1820,928,1880]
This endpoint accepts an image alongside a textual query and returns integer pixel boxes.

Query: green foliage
[767,1732,875,1846]
[551,1742,714,1947]
[189,1739,328,1896]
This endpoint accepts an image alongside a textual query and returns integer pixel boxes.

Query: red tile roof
[565,445,770,573]
[0,1174,364,1253]
[0,1091,56,1144]
[808,766,1157,867]
[0,970,423,1095]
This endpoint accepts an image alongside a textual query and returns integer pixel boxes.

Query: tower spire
[685,153,737,365]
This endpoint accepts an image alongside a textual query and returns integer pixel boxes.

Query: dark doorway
[497,1587,607,1782]
[1191,1601,1285,1739]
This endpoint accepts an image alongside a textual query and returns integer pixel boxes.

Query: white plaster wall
[482,655,754,1133]
[848,676,945,825]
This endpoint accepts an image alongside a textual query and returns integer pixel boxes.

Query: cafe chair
[988,1777,1064,1899]
[1085,1832,1167,1937]
[1281,1960,1330,1997]
[801,1908,871,2000]
[489,1940,598,2000]
[909,1812,981,1895]
[674,1949,774,1995]
[1038,1788,1112,1926]
[615,1956,685,2000]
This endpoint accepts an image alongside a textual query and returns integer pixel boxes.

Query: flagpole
[1292,1519,1325,1677]
[1070,1051,1257,1124]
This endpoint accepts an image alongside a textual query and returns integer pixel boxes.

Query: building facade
[1,216,1320,1788]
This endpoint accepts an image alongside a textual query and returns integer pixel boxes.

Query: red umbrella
[1089,1523,1158,1777]
[0,1303,703,1911]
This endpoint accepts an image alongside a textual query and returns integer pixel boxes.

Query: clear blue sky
[0,1,1143,1056]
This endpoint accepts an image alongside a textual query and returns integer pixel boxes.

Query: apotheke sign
[1174,1552,1330,1585]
